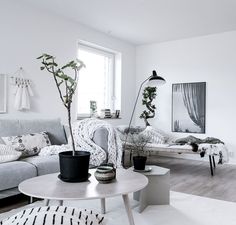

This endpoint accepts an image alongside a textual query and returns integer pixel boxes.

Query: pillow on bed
[116,125,145,143]
[0,144,22,163]
[2,132,51,157]
[116,125,145,134]
[140,126,166,144]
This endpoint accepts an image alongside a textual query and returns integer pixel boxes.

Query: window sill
[98,117,122,120]
[77,116,122,120]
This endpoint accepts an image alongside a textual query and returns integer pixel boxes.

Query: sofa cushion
[21,155,60,176]
[2,132,51,157]
[0,161,37,191]
[0,119,67,145]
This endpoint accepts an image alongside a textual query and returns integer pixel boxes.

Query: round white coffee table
[19,168,148,225]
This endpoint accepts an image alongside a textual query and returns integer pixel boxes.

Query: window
[77,43,121,117]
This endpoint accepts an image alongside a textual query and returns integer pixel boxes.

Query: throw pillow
[2,132,51,157]
[116,125,145,143]
[140,126,166,144]
[0,144,22,163]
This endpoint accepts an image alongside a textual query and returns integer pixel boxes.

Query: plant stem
[44,61,67,108]
[68,106,76,156]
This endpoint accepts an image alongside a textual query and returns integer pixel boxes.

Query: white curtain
[180,83,206,132]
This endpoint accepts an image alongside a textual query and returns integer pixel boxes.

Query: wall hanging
[0,74,7,113]
[11,67,34,111]
[172,82,206,133]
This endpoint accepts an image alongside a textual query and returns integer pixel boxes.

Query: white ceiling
[21,0,236,45]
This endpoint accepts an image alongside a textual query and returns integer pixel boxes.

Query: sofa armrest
[92,128,108,153]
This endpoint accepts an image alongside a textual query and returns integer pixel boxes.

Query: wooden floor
[148,156,236,202]
[1,156,236,213]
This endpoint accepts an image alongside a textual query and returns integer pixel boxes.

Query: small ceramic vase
[95,165,116,184]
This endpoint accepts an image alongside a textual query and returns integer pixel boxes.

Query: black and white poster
[172,82,206,133]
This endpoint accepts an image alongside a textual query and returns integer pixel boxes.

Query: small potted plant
[130,133,151,170]
[37,54,90,182]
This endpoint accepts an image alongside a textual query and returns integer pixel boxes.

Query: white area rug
[1,191,236,225]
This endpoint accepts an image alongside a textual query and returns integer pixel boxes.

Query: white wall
[0,0,136,126]
[136,31,236,162]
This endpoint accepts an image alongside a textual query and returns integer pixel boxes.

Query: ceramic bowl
[94,165,116,184]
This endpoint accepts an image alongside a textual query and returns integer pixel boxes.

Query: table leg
[59,200,63,206]
[100,198,106,214]
[29,197,33,204]
[138,189,147,213]
[44,199,49,206]
[122,194,135,225]
[213,155,216,168]
[209,155,214,176]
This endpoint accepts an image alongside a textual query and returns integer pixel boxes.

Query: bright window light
[77,43,121,117]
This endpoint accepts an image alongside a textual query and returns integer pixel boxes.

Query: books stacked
[100,109,111,118]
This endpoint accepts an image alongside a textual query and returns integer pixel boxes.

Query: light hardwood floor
[1,156,236,213]
[148,156,236,202]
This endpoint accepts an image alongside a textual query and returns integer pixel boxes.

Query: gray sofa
[0,119,108,199]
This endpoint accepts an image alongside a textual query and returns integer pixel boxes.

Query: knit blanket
[40,119,122,167]
[70,118,122,167]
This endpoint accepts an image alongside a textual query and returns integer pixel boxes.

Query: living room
[0,0,236,225]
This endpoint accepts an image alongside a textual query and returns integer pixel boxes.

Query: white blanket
[71,118,122,167]
[40,119,122,167]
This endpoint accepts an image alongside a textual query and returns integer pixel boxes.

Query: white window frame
[77,42,119,116]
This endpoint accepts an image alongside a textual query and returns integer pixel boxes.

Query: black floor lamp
[123,70,166,164]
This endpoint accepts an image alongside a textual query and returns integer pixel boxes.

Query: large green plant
[140,86,157,126]
[37,54,85,155]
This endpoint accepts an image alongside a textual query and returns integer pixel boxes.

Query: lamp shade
[147,70,166,86]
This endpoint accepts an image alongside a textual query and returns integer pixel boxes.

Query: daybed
[125,143,228,176]
[119,126,229,176]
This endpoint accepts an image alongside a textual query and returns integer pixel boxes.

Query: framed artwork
[172,82,206,133]
[0,74,7,113]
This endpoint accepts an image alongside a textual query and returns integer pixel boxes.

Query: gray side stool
[130,165,170,213]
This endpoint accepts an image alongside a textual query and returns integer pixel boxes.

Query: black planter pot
[59,151,90,182]
[133,156,147,170]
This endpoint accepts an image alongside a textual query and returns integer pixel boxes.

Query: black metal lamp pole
[122,70,166,166]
